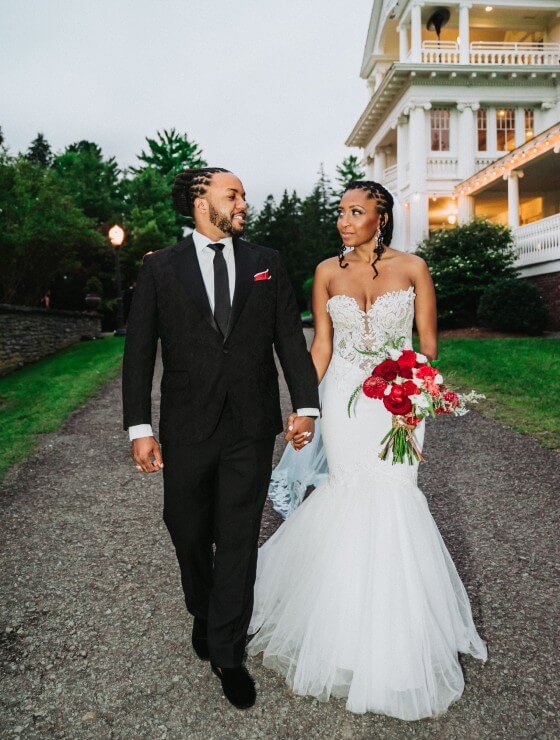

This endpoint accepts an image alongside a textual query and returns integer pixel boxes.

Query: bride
[248,180,487,720]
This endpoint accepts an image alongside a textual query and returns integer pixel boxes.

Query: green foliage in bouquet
[477,278,549,335]
[416,220,518,328]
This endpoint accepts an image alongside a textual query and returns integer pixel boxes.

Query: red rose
[373,359,399,382]
[397,349,417,369]
[443,391,459,408]
[383,384,413,415]
[362,375,388,399]
[415,365,439,381]
[397,364,413,379]
[435,406,451,415]
[402,380,419,397]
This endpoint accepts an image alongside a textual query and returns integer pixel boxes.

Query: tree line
[0,126,363,324]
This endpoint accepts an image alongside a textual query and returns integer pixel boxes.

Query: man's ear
[194,197,207,215]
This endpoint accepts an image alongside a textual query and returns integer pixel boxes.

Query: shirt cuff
[296,408,320,418]
[128,424,154,440]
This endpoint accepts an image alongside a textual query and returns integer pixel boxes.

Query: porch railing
[418,41,560,66]
[512,213,560,268]
[383,163,398,191]
[470,41,560,66]
[427,157,458,179]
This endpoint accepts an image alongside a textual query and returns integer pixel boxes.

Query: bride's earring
[376,226,384,253]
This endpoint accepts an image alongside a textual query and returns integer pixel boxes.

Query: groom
[122,167,319,709]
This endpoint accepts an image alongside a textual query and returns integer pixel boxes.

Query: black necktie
[207,243,231,336]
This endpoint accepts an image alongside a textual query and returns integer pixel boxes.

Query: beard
[208,202,245,236]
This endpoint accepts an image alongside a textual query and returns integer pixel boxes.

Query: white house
[346,0,560,326]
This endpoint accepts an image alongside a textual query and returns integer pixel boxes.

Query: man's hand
[132,436,164,473]
[284,413,315,452]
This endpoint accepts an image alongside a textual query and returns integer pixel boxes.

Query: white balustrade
[470,42,560,66]
[427,157,458,179]
[512,213,560,267]
[475,157,495,172]
[383,163,398,191]
[417,41,560,66]
[421,41,460,64]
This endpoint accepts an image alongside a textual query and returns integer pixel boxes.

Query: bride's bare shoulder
[314,256,341,279]
[391,249,429,273]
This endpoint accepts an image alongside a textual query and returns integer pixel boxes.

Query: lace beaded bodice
[326,287,416,378]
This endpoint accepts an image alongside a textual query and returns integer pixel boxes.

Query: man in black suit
[122,167,319,709]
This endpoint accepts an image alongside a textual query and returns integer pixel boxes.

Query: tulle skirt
[249,358,487,720]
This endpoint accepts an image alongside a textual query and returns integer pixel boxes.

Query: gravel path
[1,337,559,739]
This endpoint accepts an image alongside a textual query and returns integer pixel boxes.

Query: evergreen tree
[335,154,364,197]
[0,157,103,305]
[53,140,121,225]
[132,128,207,179]
[25,133,53,168]
[121,167,181,272]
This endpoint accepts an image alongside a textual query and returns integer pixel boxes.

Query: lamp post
[109,224,126,336]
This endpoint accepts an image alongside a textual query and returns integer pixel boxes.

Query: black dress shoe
[211,663,256,709]
[191,617,210,661]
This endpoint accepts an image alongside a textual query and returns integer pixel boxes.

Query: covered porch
[455,123,560,274]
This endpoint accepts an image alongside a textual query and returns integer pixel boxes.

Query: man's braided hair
[339,180,394,279]
[172,167,230,216]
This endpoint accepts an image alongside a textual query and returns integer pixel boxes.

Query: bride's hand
[285,413,314,451]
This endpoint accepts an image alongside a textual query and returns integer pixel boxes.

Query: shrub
[416,220,518,328]
[477,278,549,335]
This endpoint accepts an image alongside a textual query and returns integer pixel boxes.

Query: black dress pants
[162,397,275,667]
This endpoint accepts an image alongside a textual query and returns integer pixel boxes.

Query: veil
[268,186,405,519]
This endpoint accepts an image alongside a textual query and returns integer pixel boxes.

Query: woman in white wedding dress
[248,181,487,720]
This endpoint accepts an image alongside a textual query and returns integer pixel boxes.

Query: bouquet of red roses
[347,341,484,465]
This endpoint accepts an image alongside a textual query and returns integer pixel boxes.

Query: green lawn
[0,337,125,481]
[434,338,560,450]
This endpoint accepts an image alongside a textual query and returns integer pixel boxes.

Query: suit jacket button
[223,348,229,354]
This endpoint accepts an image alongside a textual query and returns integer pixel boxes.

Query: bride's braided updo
[172,167,230,216]
[338,180,394,279]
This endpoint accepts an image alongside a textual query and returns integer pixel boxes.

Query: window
[477,109,487,152]
[430,109,450,151]
[496,109,515,151]
[525,109,534,142]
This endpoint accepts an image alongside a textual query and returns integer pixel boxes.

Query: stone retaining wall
[0,304,102,376]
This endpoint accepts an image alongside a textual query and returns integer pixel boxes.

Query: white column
[459,2,471,64]
[407,102,430,246]
[507,171,524,228]
[396,115,409,192]
[458,194,474,223]
[398,24,409,61]
[457,102,478,180]
[410,3,423,63]
[487,107,497,155]
[373,147,387,182]
[514,107,525,147]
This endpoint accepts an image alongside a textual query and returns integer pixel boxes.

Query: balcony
[418,41,560,66]
[427,157,458,179]
[513,213,560,269]
[383,163,398,191]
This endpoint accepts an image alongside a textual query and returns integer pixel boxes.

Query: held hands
[132,436,164,473]
[284,413,315,452]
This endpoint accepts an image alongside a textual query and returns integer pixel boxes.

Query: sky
[1,0,373,208]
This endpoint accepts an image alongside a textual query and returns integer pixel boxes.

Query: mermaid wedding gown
[248,287,487,720]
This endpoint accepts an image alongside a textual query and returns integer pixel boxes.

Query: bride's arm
[411,257,438,361]
[310,262,334,383]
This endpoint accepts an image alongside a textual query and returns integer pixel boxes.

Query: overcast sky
[1,0,372,207]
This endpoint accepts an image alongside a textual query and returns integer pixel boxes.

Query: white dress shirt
[128,230,318,440]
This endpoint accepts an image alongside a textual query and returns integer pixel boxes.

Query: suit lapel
[170,235,219,334]
[224,238,260,341]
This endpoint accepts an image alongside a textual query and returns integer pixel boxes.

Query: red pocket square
[254,269,271,282]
